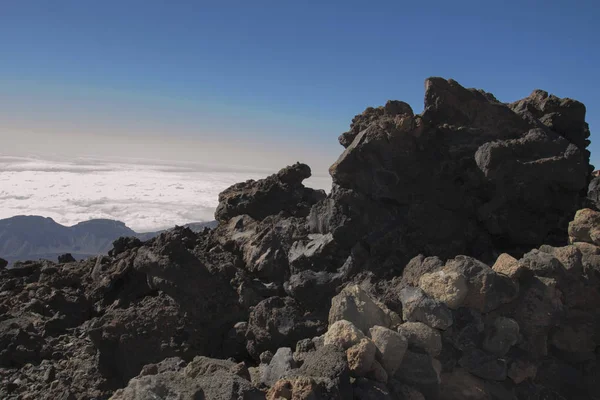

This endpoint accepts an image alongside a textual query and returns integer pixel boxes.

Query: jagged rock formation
[312,78,591,275]
[0,78,598,400]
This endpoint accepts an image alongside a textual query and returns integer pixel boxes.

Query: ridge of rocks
[1,78,599,400]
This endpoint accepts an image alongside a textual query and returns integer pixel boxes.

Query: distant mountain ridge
[0,215,216,264]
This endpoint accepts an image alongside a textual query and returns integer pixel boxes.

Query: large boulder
[399,287,453,330]
[369,325,408,377]
[311,78,590,274]
[110,356,264,400]
[568,208,600,245]
[328,285,391,333]
[397,322,442,357]
[215,163,325,223]
[246,297,326,360]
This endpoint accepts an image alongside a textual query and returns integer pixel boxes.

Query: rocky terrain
[1,77,598,400]
[0,216,216,265]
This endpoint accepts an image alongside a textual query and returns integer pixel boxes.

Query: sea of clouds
[0,155,332,232]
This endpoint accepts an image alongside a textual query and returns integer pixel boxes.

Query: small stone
[397,322,442,357]
[346,338,376,377]
[266,376,320,400]
[492,253,525,279]
[418,269,468,309]
[369,325,408,376]
[261,347,296,387]
[324,320,365,349]
[482,317,520,356]
[399,287,453,330]
[260,351,274,364]
[43,366,56,383]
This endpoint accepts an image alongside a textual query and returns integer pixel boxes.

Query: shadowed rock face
[312,78,590,273]
[1,78,598,400]
[215,162,326,223]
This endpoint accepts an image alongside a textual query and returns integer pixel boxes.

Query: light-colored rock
[419,269,468,309]
[261,347,297,387]
[568,208,600,245]
[329,285,391,333]
[492,253,525,279]
[369,326,408,377]
[324,320,364,349]
[346,338,377,377]
[397,322,442,357]
[482,317,520,356]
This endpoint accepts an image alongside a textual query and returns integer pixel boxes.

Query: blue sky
[0,0,598,172]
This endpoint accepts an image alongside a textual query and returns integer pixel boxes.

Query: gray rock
[111,356,264,400]
[292,345,353,399]
[399,287,453,330]
[261,347,296,387]
[369,326,408,377]
[482,317,520,356]
[246,296,325,359]
[397,322,442,357]
[329,284,391,333]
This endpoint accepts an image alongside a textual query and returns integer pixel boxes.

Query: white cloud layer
[0,156,332,232]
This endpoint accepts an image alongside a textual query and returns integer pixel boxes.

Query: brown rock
[492,253,525,279]
[419,269,468,309]
[266,376,320,400]
[346,338,376,377]
[568,208,600,245]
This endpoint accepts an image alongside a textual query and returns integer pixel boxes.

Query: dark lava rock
[215,162,325,223]
[312,78,590,275]
[395,350,440,399]
[111,355,264,400]
[458,348,507,381]
[292,344,353,399]
[245,296,326,360]
[57,253,76,263]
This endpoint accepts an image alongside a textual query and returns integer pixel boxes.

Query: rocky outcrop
[311,78,590,276]
[0,78,597,400]
[215,163,325,223]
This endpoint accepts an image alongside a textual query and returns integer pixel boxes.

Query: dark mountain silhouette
[0,215,216,264]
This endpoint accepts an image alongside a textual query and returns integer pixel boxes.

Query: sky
[0,1,599,229]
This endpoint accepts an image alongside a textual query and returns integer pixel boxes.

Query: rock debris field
[1,78,600,399]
